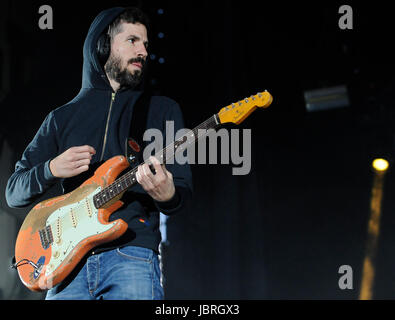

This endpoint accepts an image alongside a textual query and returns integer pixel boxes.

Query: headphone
[97,31,111,66]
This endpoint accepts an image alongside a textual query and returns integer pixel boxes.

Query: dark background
[1,0,395,299]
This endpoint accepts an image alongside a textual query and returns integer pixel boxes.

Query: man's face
[104,22,149,89]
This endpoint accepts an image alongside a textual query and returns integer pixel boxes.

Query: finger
[74,165,89,175]
[150,156,162,173]
[155,159,172,180]
[69,152,93,162]
[72,158,91,169]
[140,165,156,190]
[149,157,166,179]
[150,156,169,176]
[135,165,146,185]
[150,156,162,166]
[71,145,96,155]
[135,168,141,184]
[142,163,156,181]
[162,164,173,179]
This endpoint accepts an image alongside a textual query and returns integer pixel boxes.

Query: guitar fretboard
[93,114,219,208]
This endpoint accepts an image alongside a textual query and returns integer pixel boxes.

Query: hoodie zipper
[100,92,116,161]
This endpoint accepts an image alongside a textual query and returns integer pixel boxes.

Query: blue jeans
[45,246,164,300]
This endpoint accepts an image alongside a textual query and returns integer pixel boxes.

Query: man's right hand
[49,145,96,178]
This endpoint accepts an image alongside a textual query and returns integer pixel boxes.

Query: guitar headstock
[217,91,273,125]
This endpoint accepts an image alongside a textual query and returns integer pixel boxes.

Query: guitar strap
[125,91,151,168]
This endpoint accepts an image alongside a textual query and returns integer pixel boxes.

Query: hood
[82,7,126,90]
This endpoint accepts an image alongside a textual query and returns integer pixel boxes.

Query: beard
[104,54,146,90]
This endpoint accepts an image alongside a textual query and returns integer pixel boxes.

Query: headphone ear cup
[97,33,110,66]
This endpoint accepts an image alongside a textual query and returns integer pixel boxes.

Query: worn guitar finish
[15,156,130,291]
[15,91,273,291]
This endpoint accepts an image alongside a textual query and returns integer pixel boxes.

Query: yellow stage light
[372,159,389,172]
[360,157,389,300]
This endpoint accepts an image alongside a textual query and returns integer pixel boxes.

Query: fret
[131,172,136,184]
[94,195,101,209]
[127,175,133,186]
[131,173,137,184]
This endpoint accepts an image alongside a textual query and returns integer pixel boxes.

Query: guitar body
[15,156,130,291]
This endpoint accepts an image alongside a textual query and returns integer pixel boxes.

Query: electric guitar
[14,91,273,291]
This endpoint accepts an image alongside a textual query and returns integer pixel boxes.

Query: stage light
[372,158,389,172]
[360,157,389,300]
[304,85,349,112]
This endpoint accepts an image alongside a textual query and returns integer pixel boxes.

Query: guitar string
[94,115,218,206]
[97,116,215,197]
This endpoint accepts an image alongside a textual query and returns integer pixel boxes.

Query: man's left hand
[135,156,176,202]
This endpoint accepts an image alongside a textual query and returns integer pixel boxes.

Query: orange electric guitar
[14,91,273,291]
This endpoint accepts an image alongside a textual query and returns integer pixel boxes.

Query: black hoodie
[5,7,192,253]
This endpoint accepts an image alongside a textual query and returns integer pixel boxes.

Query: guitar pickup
[39,225,53,250]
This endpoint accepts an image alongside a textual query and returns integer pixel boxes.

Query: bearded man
[6,7,192,300]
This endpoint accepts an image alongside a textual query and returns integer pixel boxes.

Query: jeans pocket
[116,246,153,263]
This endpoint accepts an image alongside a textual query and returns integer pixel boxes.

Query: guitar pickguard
[43,187,115,276]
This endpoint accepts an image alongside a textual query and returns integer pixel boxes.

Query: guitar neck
[93,114,220,208]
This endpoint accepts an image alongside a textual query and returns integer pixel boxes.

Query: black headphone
[97,31,111,66]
